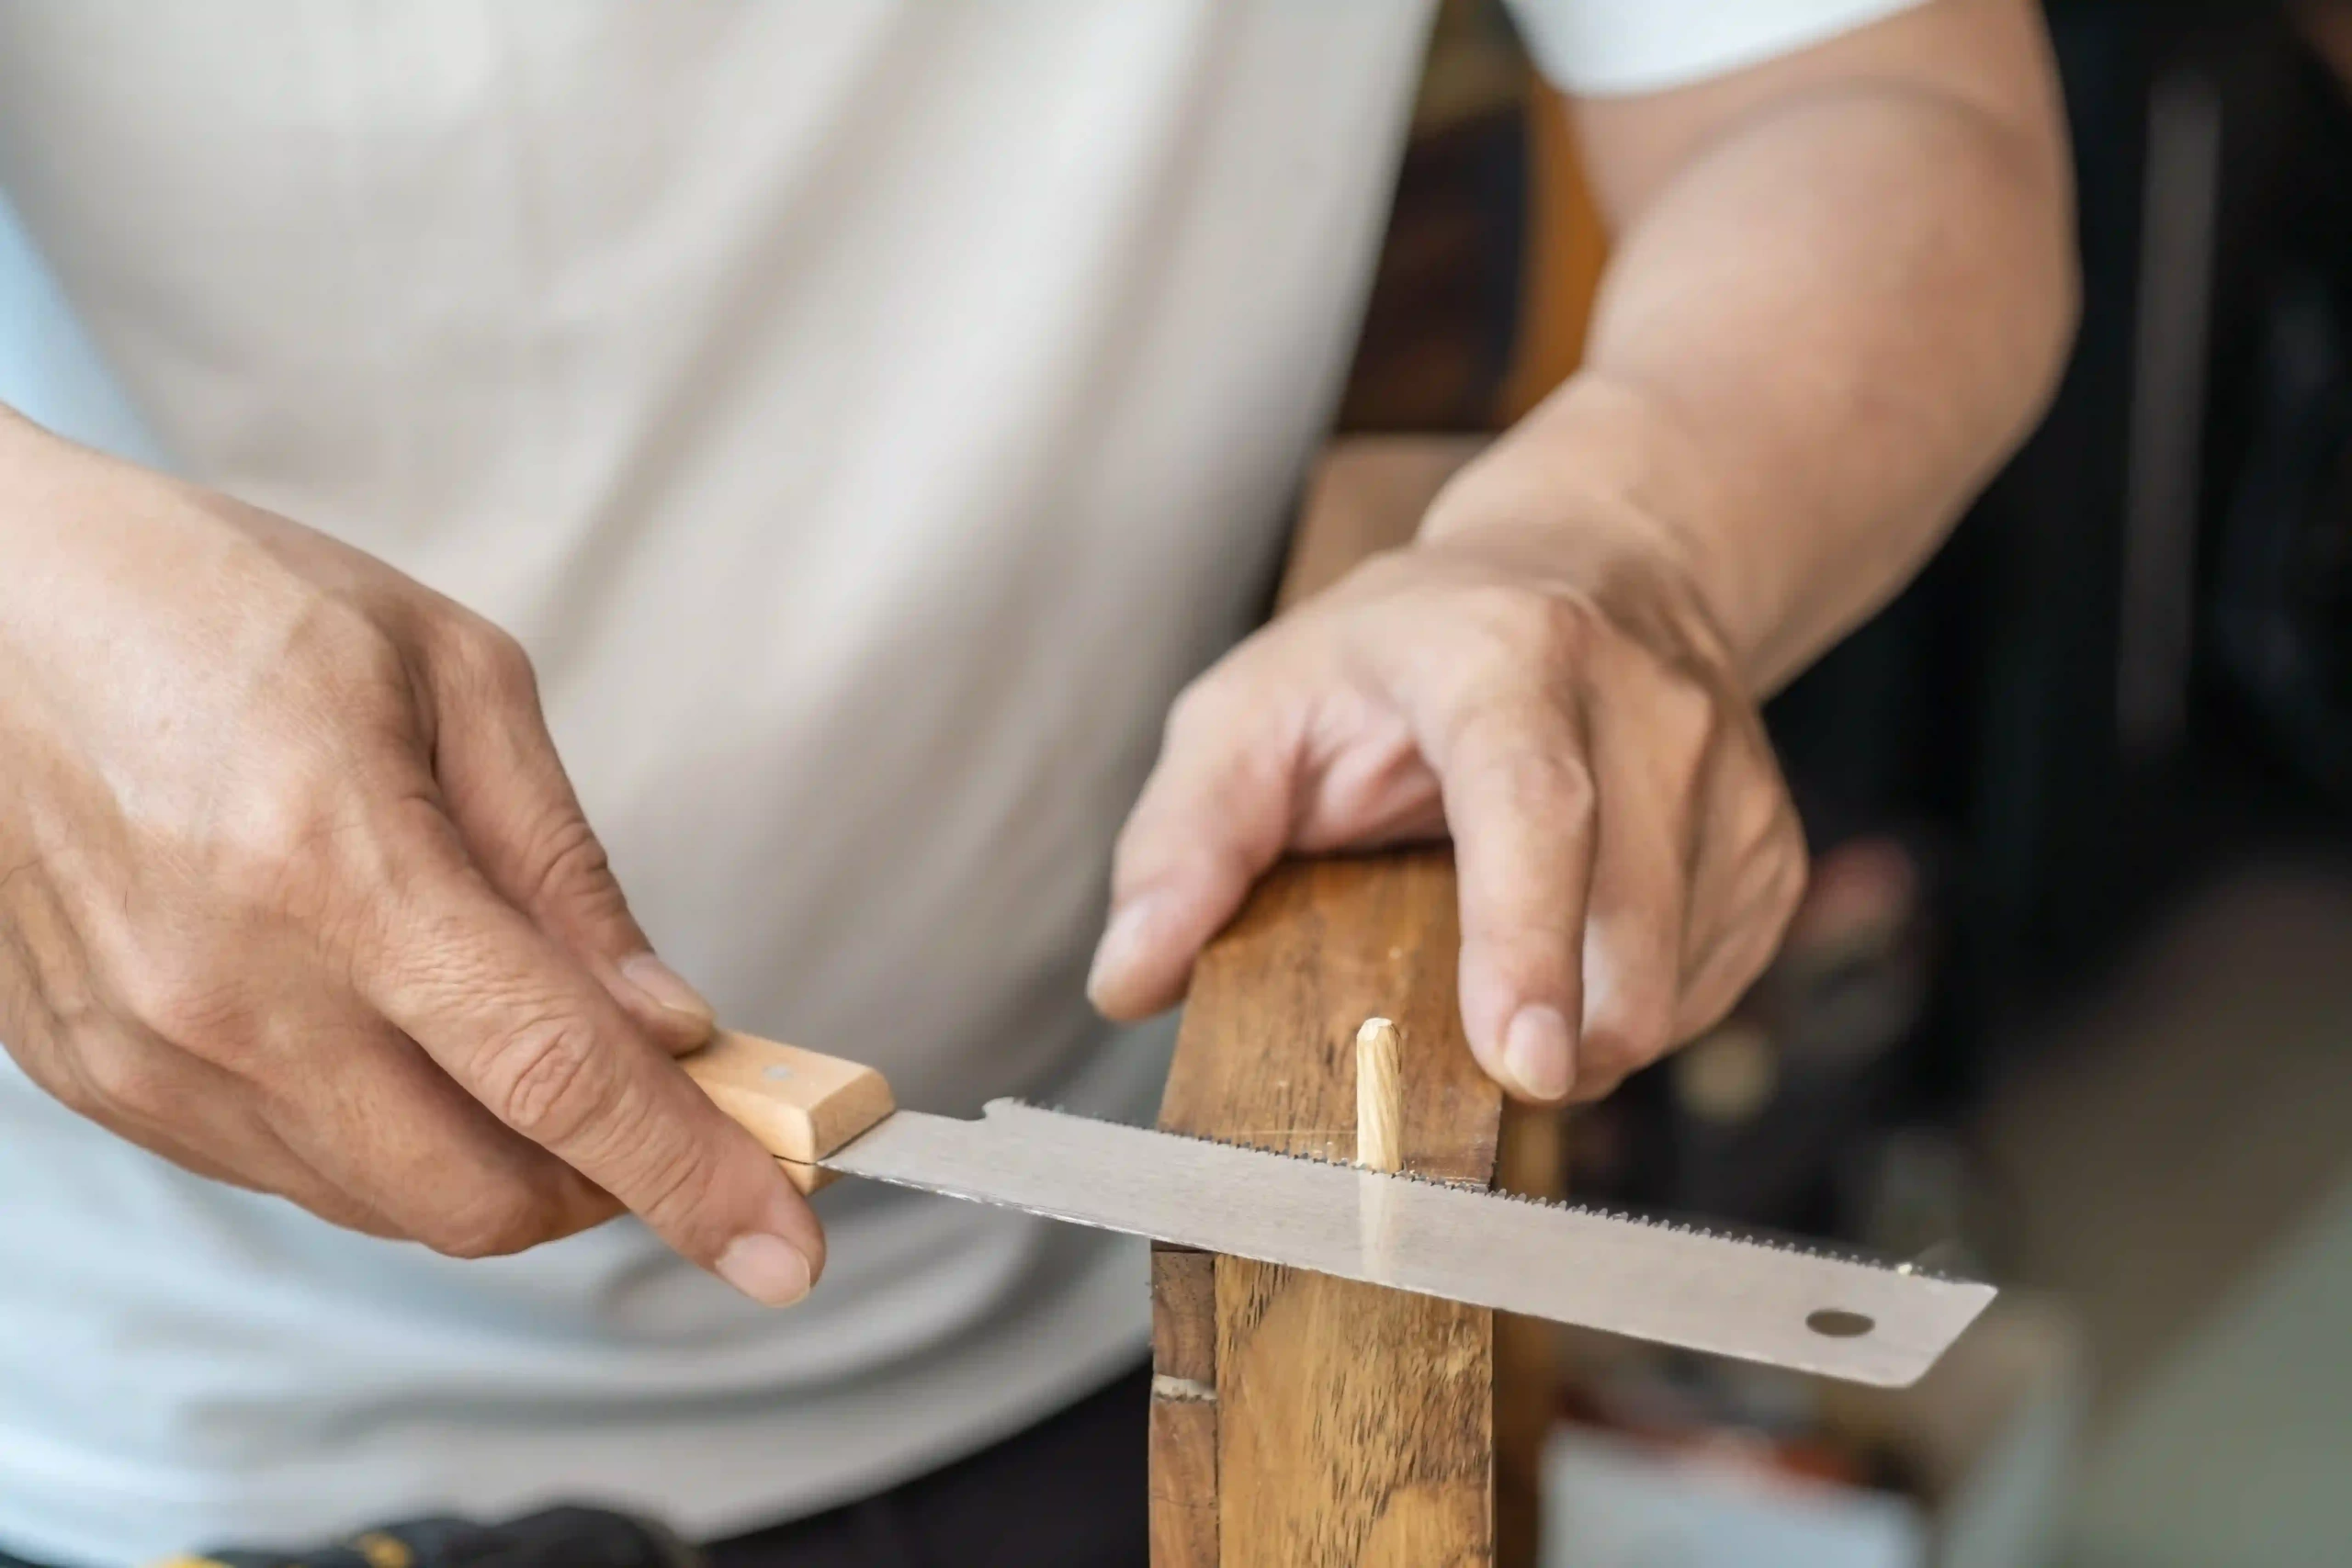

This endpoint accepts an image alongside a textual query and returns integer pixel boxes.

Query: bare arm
[1097,0,2076,1102]
[1433,0,2076,689]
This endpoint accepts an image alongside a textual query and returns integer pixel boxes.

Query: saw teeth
[1012,1100,1970,1284]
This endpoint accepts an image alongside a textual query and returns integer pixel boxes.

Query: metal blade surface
[822,1100,1992,1386]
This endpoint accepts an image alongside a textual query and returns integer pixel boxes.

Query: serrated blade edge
[822,1100,1993,1385]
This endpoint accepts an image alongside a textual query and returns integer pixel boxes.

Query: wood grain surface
[1158,852,1500,1181]
[1150,1245,1221,1568]
[1163,852,1500,1568]
[1148,434,1558,1566]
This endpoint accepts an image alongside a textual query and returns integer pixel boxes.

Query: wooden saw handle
[681,1030,896,1193]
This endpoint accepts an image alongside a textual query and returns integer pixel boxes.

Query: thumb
[424,617,717,1054]
[1091,676,1300,1020]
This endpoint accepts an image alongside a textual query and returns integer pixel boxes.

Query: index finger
[1428,694,1597,1105]
[347,806,824,1303]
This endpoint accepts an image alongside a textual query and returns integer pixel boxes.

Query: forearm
[1423,33,2076,692]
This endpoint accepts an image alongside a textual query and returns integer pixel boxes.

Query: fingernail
[715,1233,813,1308]
[619,952,717,1028]
[1086,893,1165,1004]
[1502,1005,1574,1101]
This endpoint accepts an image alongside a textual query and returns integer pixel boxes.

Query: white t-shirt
[0,3,1917,1562]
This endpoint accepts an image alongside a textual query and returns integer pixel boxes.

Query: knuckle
[1711,917,1786,1002]
[1548,750,1598,816]
[43,1071,107,1122]
[1711,755,1801,867]
[206,600,422,905]
[1722,799,1808,926]
[521,813,619,914]
[209,782,345,902]
[1758,840,1810,933]
[1529,592,1602,670]
[1475,741,1593,821]
[275,602,421,742]
[282,595,410,690]
[479,1012,612,1142]
[623,1127,729,1239]
[1648,673,1723,769]
[1161,673,1235,746]
[421,1183,558,1259]
[1466,586,1597,675]
[80,1040,173,1115]
[32,1040,102,1117]
[205,783,416,944]
[111,952,246,1050]
[1161,637,1293,747]
[444,615,540,706]
[1769,795,1810,862]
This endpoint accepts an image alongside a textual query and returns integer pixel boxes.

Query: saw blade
[820,1099,1992,1386]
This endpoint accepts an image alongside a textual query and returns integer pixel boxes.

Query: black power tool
[154,1506,701,1568]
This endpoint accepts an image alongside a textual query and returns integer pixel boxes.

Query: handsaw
[673,451,1994,1388]
[684,952,1990,1388]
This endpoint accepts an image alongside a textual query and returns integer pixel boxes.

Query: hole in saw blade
[1805,1307,1874,1338]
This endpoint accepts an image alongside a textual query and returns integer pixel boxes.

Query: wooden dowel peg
[1355,1016,1403,1173]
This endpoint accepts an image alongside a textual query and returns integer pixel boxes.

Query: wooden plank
[1159,852,1499,1180]
[1216,1262,1493,1568]
[1150,1397,1221,1566]
[1146,435,1567,1565]
[1165,851,1498,1568]
[1153,1245,1221,1385]
[1151,1245,1220,1568]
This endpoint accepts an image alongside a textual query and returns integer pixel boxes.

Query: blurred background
[1350,2,2350,1563]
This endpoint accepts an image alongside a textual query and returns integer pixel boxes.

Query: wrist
[1413,377,1753,682]
[1419,374,1753,629]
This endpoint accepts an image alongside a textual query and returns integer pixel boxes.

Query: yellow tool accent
[353,1533,415,1568]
